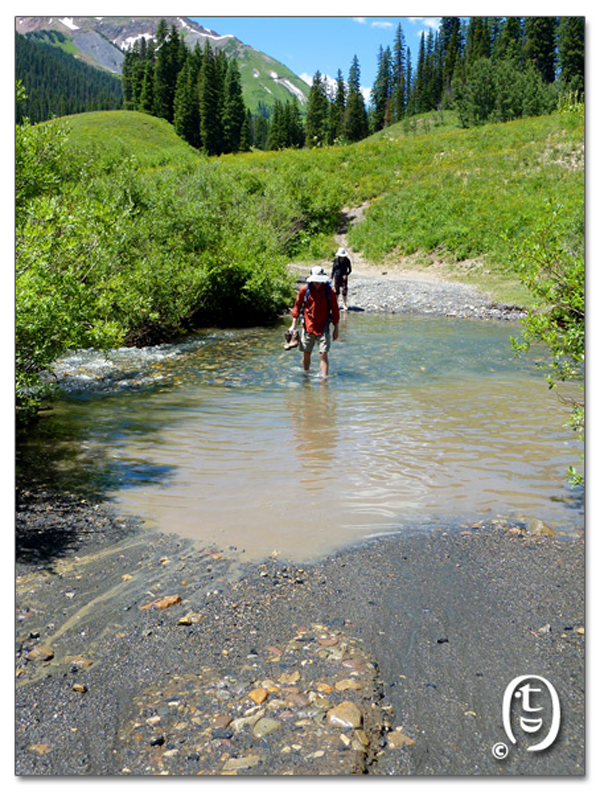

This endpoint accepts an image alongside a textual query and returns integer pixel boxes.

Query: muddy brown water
[23,313,583,562]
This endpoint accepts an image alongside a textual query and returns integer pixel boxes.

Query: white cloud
[372,21,394,29]
[408,17,441,32]
[353,17,367,24]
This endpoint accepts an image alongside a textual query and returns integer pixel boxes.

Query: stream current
[25,313,583,561]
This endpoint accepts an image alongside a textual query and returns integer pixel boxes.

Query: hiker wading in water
[289,266,340,377]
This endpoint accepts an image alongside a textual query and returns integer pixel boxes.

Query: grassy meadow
[223,108,583,305]
[61,108,584,308]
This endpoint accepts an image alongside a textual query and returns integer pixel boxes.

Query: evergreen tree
[392,22,407,121]
[494,17,523,63]
[405,47,414,115]
[439,17,462,104]
[372,45,393,131]
[524,17,558,83]
[494,58,524,121]
[173,57,200,148]
[345,56,369,141]
[557,17,585,95]
[189,42,204,81]
[423,30,443,111]
[414,33,427,112]
[465,17,492,66]
[122,44,138,109]
[222,59,246,153]
[153,23,185,122]
[328,69,346,143]
[138,57,155,114]
[304,71,329,147]
[199,42,223,156]
[284,98,305,148]
[253,115,269,149]
[239,110,253,152]
[266,99,286,150]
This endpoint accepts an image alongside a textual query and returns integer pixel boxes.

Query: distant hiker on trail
[289,266,340,378]
[331,247,352,310]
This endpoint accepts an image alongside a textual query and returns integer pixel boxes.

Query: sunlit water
[26,313,583,561]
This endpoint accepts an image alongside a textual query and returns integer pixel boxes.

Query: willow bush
[16,102,349,416]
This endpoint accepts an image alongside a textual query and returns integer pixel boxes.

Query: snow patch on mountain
[122,33,157,50]
[275,78,307,103]
[59,17,79,31]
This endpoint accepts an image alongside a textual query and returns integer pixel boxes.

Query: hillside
[57,106,583,307]
[59,110,202,169]
[15,16,310,115]
[15,31,124,124]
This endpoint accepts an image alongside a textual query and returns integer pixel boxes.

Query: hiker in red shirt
[289,266,340,377]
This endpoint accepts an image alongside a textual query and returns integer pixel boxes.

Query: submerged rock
[326,701,362,729]
[527,518,557,537]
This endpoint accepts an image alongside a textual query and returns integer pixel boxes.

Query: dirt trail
[290,203,525,322]
[295,202,466,284]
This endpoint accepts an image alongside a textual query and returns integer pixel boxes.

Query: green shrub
[510,204,584,483]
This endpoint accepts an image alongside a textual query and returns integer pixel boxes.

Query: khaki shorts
[299,326,331,355]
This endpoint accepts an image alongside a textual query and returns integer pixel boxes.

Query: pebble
[326,701,363,729]
[231,712,264,733]
[527,518,557,537]
[252,717,282,738]
[387,727,416,749]
[26,645,54,662]
[248,688,269,705]
[212,714,233,729]
[140,594,181,611]
[111,621,383,775]
[335,679,363,692]
[65,656,94,669]
[222,754,261,772]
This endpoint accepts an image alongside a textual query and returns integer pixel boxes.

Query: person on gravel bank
[289,266,340,377]
[331,247,352,310]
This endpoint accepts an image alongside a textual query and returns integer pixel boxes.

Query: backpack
[301,281,333,332]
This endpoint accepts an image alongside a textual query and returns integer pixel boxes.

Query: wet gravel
[15,491,584,777]
[347,275,526,322]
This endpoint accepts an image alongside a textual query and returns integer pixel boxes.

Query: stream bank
[16,490,584,776]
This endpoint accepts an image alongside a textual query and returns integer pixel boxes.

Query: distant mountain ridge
[15,16,310,114]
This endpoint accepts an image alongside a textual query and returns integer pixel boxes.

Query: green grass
[60,110,203,170]
[57,107,584,308]
[227,109,583,306]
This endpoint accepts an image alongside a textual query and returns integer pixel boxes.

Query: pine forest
[16,17,584,155]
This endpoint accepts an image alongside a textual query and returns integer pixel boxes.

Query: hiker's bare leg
[319,352,329,378]
[303,350,312,372]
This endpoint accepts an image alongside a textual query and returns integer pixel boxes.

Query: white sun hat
[336,248,348,257]
[307,266,329,283]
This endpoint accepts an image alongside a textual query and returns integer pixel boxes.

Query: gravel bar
[15,491,584,777]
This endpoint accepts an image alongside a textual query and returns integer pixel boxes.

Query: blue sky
[190,16,443,98]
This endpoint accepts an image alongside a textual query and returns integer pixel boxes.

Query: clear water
[26,313,583,561]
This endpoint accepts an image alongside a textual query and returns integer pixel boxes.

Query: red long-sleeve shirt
[291,283,340,335]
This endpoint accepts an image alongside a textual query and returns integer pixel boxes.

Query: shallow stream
[22,313,583,561]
